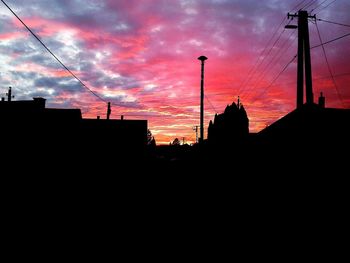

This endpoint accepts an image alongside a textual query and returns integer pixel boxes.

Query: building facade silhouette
[207,100,249,145]
[0,95,147,160]
[257,95,350,160]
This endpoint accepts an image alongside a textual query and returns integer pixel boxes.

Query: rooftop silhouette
[0,89,147,162]
[208,98,249,146]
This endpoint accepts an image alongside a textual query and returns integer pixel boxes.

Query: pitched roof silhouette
[258,103,350,148]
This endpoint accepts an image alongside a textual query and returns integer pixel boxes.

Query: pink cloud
[1,0,350,144]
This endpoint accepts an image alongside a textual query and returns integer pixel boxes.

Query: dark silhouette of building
[255,10,350,164]
[207,98,249,145]
[0,91,147,161]
[0,96,82,141]
[258,96,350,155]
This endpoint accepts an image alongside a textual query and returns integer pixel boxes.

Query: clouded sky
[0,0,349,144]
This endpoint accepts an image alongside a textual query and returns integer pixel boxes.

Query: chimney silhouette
[318,92,325,108]
[33,97,46,109]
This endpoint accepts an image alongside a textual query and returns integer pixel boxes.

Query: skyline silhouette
[0,0,349,144]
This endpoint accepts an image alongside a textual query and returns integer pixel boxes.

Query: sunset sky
[0,0,349,144]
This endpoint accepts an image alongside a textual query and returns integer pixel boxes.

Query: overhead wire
[314,0,337,14]
[236,17,288,97]
[310,0,331,13]
[237,0,314,103]
[311,32,350,49]
[301,0,319,10]
[238,21,291,100]
[1,0,108,104]
[242,29,297,102]
[2,0,348,121]
[291,0,309,11]
[235,0,307,97]
[316,18,350,28]
[204,72,350,98]
[249,55,297,105]
[315,20,345,107]
[205,94,218,114]
[247,28,349,107]
[246,0,348,108]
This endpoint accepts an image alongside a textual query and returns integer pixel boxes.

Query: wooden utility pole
[287,11,316,108]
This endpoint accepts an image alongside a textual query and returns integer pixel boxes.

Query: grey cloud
[109,99,143,109]
[7,0,135,34]
[34,76,63,87]
[92,75,139,90]
[47,100,76,109]
[30,90,56,98]
[9,71,39,80]
[34,76,84,93]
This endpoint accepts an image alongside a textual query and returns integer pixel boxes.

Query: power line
[0,0,108,104]
[319,72,350,79]
[243,30,297,102]
[310,0,331,13]
[205,94,217,113]
[291,0,308,11]
[236,17,288,96]
[315,0,337,14]
[315,21,345,107]
[140,71,350,101]
[127,72,350,117]
[249,55,297,105]
[204,72,350,97]
[311,32,350,49]
[237,0,309,97]
[235,0,310,101]
[246,29,349,106]
[239,21,291,100]
[301,0,318,10]
[123,113,211,119]
[316,18,350,28]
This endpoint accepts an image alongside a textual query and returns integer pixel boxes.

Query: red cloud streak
[0,0,349,144]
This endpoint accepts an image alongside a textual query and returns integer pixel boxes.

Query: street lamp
[198,55,207,143]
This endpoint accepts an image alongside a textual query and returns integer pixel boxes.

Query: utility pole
[6,87,14,102]
[193,125,199,144]
[287,10,316,108]
[107,102,111,120]
[182,137,185,145]
[198,56,208,143]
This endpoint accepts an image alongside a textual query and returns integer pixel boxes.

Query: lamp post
[198,55,207,143]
